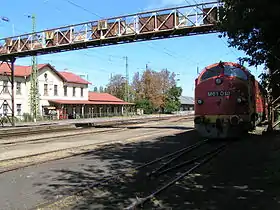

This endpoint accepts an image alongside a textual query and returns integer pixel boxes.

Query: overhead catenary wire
[44,0,225,81]
[9,1,229,78]
[62,0,103,19]
[60,0,202,68]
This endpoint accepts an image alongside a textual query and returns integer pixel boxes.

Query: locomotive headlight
[237,97,242,103]
[215,78,222,85]
[197,99,203,105]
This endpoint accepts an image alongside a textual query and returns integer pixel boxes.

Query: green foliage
[23,113,33,122]
[163,86,182,113]
[106,74,127,100]
[93,87,98,92]
[99,86,104,93]
[135,99,154,114]
[219,0,280,98]
[105,68,182,114]
[0,116,21,124]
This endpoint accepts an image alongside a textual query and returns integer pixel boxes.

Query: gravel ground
[1,125,280,210]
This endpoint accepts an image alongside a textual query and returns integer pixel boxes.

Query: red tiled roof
[88,92,124,102]
[0,63,91,85]
[59,71,91,85]
[49,100,92,105]
[49,92,134,105]
[0,63,49,77]
[49,99,133,105]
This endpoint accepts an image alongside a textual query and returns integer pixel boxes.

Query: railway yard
[0,0,279,209]
[0,115,279,209]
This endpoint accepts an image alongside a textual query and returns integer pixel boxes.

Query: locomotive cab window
[224,65,248,80]
[200,66,223,82]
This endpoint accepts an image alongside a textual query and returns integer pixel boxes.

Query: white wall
[0,66,89,117]
[0,75,29,116]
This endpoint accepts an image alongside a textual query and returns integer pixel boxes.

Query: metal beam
[0,58,16,126]
[0,1,222,60]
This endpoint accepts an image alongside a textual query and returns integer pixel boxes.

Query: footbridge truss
[0,1,223,60]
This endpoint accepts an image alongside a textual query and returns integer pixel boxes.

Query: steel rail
[147,139,209,177]
[155,143,226,176]
[0,116,192,146]
[124,143,227,210]
[33,139,208,210]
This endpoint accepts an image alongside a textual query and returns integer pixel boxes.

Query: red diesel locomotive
[194,61,267,139]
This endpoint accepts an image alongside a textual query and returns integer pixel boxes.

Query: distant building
[179,96,194,111]
[0,63,133,121]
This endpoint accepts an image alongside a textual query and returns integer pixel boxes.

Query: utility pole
[122,56,129,116]
[124,56,129,102]
[29,14,40,122]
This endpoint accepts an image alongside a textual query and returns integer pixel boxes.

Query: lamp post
[0,16,10,37]
[0,16,9,22]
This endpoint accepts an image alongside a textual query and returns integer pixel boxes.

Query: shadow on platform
[33,130,280,210]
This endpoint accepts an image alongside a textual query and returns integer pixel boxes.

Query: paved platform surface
[0,113,193,131]
[0,120,194,162]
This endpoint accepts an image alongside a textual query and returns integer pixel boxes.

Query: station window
[3,104,8,115]
[73,87,76,97]
[81,87,84,97]
[44,84,48,96]
[64,86,67,96]
[224,65,248,80]
[16,82,21,95]
[54,85,58,96]
[200,66,223,82]
[3,81,8,93]
[16,104,21,116]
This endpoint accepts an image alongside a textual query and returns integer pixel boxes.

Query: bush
[23,113,33,122]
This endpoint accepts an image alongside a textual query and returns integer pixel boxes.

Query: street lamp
[0,16,9,22]
[0,16,11,38]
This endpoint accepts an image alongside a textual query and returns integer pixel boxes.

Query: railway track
[0,115,193,140]
[0,116,192,146]
[0,127,126,146]
[33,138,229,210]
[124,140,228,209]
[0,122,192,174]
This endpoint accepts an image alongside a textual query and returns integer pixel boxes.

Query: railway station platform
[0,112,194,132]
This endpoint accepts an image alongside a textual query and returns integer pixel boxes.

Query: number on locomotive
[207,91,231,97]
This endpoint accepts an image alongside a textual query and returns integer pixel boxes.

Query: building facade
[179,95,194,111]
[0,63,132,121]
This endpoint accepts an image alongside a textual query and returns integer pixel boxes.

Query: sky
[0,0,263,97]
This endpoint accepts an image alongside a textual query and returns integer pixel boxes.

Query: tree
[106,74,126,100]
[99,86,104,93]
[164,86,183,113]
[131,72,143,102]
[131,68,180,113]
[219,0,280,98]
[93,87,98,92]
[219,0,280,131]
[141,69,164,109]
[135,99,154,114]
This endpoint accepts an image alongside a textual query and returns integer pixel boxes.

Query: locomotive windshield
[200,64,248,82]
[200,66,223,81]
[224,65,248,80]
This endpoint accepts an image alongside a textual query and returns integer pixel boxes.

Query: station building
[0,63,133,120]
[179,96,194,111]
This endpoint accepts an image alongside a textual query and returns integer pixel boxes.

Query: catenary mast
[29,14,40,122]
